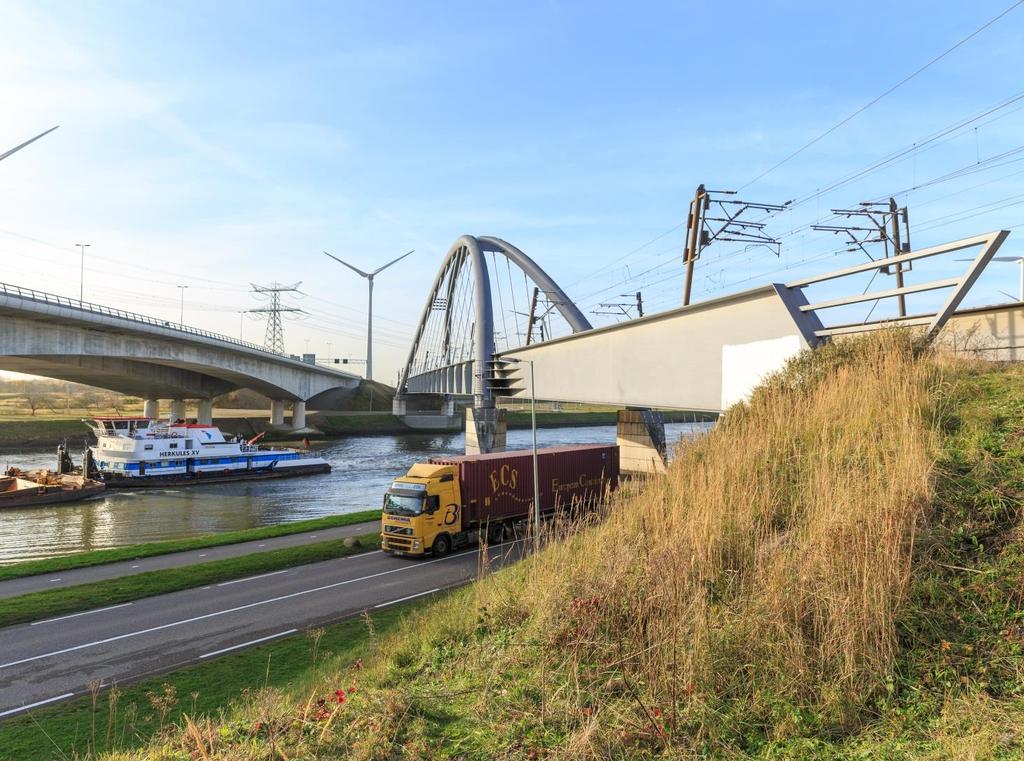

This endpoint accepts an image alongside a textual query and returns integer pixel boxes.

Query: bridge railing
[0,280,276,356]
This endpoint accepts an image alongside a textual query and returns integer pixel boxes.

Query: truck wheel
[487,522,504,545]
[432,533,452,557]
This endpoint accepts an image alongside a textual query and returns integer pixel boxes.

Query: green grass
[0,594,433,761]
[0,532,381,628]
[0,418,91,450]
[0,510,381,581]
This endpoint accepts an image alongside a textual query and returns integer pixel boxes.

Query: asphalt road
[0,540,524,719]
[0,521,380,599]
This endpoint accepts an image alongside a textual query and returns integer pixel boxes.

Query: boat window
[144,445,153,451]
[168,443,178,449]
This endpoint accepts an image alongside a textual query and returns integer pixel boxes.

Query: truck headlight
[413,541,421,550]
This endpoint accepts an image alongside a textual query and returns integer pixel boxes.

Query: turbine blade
[323,251,370,278]
[372,249,415,275]
[0,125,59,163]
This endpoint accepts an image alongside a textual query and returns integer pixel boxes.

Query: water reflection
[0,422,707,563]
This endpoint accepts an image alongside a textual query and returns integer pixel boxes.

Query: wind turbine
[0,126,59,163]
[323,249,414,380]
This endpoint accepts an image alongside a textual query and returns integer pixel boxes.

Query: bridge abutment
[143,399,159,419]
[270,400,286,426]
[392,397,407,416]
[291,400,306,429]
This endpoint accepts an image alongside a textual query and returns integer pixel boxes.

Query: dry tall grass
[465,332,943,752]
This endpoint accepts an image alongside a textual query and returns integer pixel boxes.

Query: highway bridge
[0,282,360,428]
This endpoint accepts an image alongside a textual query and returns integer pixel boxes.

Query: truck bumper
[381,535,425,556]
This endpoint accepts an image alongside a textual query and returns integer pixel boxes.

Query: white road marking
[0,549,480,670]
[199,553,207,557]
[199,629,297,658]
[216,569,289,587]
[48,578,61,582]
[0,693,75,717]
[131,565,139,569]
[374,588,440,608]
[31,603,134,626]
[258,544,265,547]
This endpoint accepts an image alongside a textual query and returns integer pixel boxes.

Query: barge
[83,417,331,488]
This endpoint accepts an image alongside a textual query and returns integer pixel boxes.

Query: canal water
[0,422,708,564]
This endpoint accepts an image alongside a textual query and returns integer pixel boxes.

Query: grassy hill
[81,334,1024,757]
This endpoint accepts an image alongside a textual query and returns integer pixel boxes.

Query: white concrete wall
[501,286,812,412]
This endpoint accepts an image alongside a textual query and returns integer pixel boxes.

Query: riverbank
[0,511,380,577]
[0,410,716,450]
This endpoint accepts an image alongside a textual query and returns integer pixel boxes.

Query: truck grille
[383,536,414,551]
[384,525,413,536]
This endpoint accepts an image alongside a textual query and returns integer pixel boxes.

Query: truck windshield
[383,492,423,516]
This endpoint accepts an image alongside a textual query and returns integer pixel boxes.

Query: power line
[738,0,1024,191]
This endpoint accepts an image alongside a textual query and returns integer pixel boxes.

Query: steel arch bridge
[397,235,592,406]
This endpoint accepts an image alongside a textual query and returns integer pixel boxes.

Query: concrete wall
[500,285,816,412]
[942,303,1024,360]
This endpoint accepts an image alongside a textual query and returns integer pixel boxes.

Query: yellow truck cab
[381,463,462,556]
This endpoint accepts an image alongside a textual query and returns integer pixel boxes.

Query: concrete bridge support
[270,400,286,426]
[291,400,306,430]
[143,399,159,419]
[197,400,214,426]
[616,410,667,475]
[466,407,507,455]
[169,399,186,422]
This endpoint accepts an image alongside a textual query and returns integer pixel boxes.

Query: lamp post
[507,357,541,551]
[76,243,90,302]
[176,285,188,325]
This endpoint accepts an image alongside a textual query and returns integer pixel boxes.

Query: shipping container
[430,444,619,528]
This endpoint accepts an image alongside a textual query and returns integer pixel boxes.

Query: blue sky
[1,0,1023,383]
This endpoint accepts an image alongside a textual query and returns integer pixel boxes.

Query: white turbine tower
[323,249,414,381]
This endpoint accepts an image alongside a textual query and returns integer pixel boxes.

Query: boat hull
[0,482,105,509]
[100,462,331,488]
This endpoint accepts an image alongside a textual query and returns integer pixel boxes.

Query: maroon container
[429,444,618,528]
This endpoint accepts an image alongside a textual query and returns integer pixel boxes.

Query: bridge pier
[143,398,159,419]
[291,400,306,429]
[270,400,285,426]
[616,409,667,475]
[197,399,214,426]
[466,407,507,455]
[392,396,406,416]
[169,399,186,423]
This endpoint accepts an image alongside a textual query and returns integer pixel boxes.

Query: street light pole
[177,285,188,325]
[508,356,541,551]
[76,243,90,302]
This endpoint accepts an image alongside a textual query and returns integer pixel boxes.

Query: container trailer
[381,444,619,556]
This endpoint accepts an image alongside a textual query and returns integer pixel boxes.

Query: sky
[1,0,1023,385]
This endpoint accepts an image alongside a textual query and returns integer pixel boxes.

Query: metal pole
[366,276,374,380]
[525,287,539,345]
[528,359,540,552]
[177,285,188,325]
[682,184,705,306]
[76,243,90,302]
[889,198,906,317]
[1019,259,1023,302]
